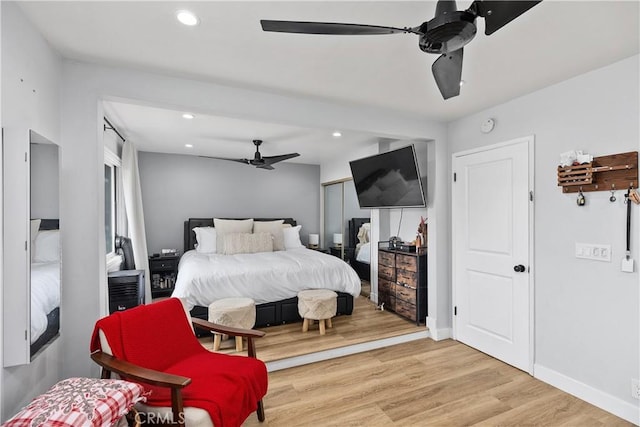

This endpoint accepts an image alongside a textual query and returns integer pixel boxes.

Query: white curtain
[121,141,151,302]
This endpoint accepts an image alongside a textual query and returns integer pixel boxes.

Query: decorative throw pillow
[283,225,304,250]
[221,232,273,255]
[193,227,217,253]
[33,230,60,263]
[253,220,285,251]
[214,218,254,252]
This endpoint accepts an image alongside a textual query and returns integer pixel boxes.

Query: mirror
[29,131,61,359]
[323,179,371,289]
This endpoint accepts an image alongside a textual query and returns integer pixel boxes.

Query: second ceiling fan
[201,139,299,170]
[261,0,541,99]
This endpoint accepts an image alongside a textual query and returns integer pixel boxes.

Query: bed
[30,219,61,356]
[176,218,361,328]
[348,218,371,281]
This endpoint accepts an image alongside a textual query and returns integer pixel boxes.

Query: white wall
[1,2,63,420]
[448,55,640,422]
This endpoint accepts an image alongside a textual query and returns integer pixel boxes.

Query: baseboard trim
[426,317,452,341]
[534,364,640,425]
[266,330,430,372]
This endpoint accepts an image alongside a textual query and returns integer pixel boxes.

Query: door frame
[451,135,536,374]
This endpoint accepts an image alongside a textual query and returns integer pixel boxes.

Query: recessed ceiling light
[182,113,195,119]
[176,10,199,26]
[459,80,466,86]
[185,144,193,148]
[332,131,342,137]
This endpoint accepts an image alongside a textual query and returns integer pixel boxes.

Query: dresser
[377,247,427,325]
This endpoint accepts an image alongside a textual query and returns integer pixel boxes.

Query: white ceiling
[19,1,640,164]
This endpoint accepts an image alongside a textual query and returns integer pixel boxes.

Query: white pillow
[193,227,217,254]
[283,225,304,250]
[213,218,254,233]
[214,219,254,252]
[253,220,285,251]
[33,230,60,262]
[221,232,273,255]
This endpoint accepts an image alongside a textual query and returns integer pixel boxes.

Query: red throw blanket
[90,298,268,427]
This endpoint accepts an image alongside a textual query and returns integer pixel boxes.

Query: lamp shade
[308,234,319,245]
[333,233,343,245]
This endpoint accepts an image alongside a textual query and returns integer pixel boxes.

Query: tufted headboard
[183,217,297,252]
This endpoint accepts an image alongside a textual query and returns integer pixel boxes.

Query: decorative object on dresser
[149,254,180,299]
[377,243,427,325]
[107,269,145,314]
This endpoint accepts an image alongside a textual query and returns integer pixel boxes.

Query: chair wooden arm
[191,318,266,339]
[191,318,265,358]
[91,351,191,389]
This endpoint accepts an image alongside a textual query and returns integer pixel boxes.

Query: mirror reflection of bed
[29,133,61,359]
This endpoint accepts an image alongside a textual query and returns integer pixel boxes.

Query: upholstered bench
[3,377,145,427]
[208,297,256,351]
[298,289,337,335]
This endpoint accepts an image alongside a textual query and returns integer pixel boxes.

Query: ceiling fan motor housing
[419,10,477,54]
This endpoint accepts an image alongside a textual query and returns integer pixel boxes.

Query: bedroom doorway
[452,136,534,373]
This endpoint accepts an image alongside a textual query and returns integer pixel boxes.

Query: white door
[453,137,533,372]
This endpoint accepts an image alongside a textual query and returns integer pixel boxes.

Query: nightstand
[329,246,354,262]
[149,254,180,299]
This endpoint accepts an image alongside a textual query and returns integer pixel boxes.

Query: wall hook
[610,188,616,202]
[577,187,586,206]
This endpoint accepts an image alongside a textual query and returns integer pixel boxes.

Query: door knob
[513,264,526,273]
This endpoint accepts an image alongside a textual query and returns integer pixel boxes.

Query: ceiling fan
[261,0,541,99]
[201,139,300,170]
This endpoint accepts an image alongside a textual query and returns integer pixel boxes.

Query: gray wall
[138,152,320,254]
[448,55,639,412]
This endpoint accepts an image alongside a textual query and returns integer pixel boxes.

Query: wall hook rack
[558,151,638,194]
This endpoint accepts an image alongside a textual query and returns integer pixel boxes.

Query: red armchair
[90,298,267,426]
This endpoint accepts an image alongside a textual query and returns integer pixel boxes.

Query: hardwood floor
[200,294,425,363]
[243,339,632,426]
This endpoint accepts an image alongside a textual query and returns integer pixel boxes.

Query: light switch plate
[575,243,611,262]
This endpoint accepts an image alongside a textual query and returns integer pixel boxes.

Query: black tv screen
[349,145,426,209]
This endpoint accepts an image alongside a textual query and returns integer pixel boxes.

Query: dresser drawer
[378,278,394,295]
[396,254,417,272]
[394,283,416,303]
[378,250,395,267]
[379,264,395,281]
[150,258,178,271]
[395,298,416,322]
[396,269,418,287]
[378,292,396,312]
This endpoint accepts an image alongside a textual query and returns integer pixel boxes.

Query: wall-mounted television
[349,145,426,209]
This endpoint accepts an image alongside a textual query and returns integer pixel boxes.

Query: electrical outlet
[632,379,640,400]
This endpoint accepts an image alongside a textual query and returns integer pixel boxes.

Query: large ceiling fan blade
[262,153,300,165]
[256,164,275,170]
[432,48,463,99]
[472,1,541,35]
[261,20,419,35]
[199,156,250,165]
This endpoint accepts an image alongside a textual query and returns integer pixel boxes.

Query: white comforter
[173,248,361,309]
[31,261,60,344]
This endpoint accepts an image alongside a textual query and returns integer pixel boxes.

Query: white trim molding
[267,331,430,372]
[535,364,640,425]
[427,316,452,341]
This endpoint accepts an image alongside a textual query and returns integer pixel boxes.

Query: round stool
[297,289,337,335]
[208,297,256,351]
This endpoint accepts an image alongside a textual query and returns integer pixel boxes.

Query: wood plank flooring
[243,339,632,426]
[199,294,425,363]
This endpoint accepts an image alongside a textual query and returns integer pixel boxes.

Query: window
[105,163,116,255]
